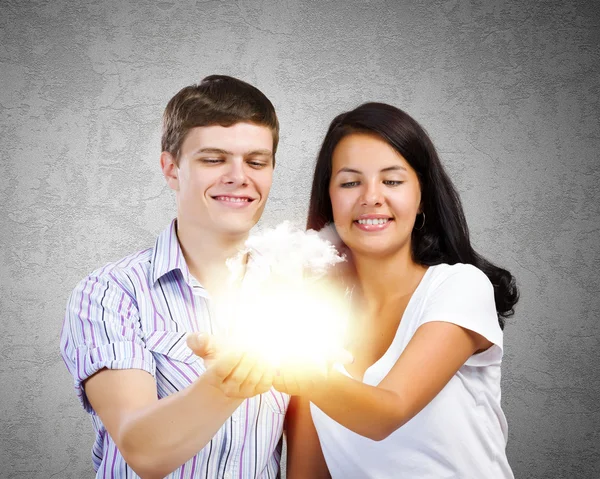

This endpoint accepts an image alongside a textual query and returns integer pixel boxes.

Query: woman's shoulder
[428,263,491,288]
[420,263,495,306]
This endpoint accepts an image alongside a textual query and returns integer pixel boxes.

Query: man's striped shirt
[60,220,289,478]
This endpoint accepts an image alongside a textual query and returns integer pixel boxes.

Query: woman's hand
[272,360,326,397]
[187,333,274,398]
[273,347,353,397]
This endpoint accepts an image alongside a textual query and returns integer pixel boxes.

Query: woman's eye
[341,181,360,188]
[384,180,403,186]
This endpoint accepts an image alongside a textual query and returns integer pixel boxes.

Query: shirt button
[224,472,232,479]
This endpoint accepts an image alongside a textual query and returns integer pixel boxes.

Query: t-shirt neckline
[341,264,437,383]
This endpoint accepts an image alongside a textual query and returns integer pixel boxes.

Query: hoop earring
[414,212,426,230]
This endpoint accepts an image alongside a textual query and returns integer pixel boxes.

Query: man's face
[162,122,274,238]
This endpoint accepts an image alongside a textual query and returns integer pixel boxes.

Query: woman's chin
[346,239,407,260]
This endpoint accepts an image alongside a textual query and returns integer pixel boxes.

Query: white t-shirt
[311,263,514,479]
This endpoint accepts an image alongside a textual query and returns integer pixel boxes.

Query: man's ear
[160,151,179,191]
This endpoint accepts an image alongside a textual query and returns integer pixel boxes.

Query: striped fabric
[60,219,289,478]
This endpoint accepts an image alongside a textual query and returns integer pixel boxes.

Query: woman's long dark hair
[307,102,518,328]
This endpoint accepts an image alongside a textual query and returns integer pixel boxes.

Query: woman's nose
[360,181,383,206]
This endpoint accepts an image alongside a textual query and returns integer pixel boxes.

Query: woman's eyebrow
[381,165,407,172]
[335,167,362,175]
[334,165,407,175]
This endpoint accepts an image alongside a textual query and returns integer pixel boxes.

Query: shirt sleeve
[419,264,504,367]
[59,268,156,414]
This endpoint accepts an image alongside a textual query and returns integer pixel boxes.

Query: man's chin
[217,221,257,240]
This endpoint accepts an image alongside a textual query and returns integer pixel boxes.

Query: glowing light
[217,222,350,368]
[224,281,349,368]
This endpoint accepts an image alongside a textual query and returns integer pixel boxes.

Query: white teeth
[357,218,389,225]
[217,196,249,202]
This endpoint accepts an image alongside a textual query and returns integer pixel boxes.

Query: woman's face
[328,132,422,259]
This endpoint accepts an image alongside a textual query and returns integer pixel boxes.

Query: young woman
[280,102,519,478]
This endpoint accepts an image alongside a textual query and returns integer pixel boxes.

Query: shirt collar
[151,219,193,286]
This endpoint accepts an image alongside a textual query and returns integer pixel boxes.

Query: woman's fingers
[280,369,301,396]
[272,360,330,397]
[329,347,354,365]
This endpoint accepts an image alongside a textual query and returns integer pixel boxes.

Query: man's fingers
[223,353,259,396]
[272,371,287,394]
[212,350,244,382]
[187,333,215,358]
[256,366,274,395]
[239,358,270,396]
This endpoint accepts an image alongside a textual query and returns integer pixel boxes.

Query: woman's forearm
[119,375,243,478]
[309,370,405,441]
[285,397,332,479]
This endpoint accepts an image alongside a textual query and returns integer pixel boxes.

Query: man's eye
[341,181,360,188]
[201,158,223,164]
[247,161,267,168]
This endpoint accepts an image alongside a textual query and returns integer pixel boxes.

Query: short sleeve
[59,269,156,414]
[419,264,503,367]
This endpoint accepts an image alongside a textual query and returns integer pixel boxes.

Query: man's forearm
[119,374,243,479]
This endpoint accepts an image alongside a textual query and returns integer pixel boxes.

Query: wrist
[194,371,244,407]
[306,370,335,402]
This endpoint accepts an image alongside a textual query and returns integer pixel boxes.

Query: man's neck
[176,220,248,293]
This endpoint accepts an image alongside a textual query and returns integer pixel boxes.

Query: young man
[60,75,288,479]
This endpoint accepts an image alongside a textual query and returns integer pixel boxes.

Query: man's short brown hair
[161,75,279,164]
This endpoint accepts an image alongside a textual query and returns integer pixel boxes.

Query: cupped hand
[187,333,275,398]
[272,347,353,397]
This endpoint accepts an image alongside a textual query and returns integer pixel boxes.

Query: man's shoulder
[85,247,154,284]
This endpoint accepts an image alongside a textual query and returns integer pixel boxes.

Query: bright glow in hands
[224,281,350,370]
[192,221,352,395]
[187,333,274,398]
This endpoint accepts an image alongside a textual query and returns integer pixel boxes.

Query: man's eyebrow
[246,149,273,157]
[194,147,232,155]
[193,147,272,156]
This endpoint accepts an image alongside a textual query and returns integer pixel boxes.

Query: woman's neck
[352,249,427,312]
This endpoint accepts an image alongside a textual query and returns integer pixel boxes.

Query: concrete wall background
[1,0,598,477]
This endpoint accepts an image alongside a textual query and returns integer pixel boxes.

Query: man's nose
[222,159,248,186]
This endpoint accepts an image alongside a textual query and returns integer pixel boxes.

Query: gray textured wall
[1,0,598,477]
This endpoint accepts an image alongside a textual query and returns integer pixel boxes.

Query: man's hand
[186,333,222,369]
[187,333,274,398]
